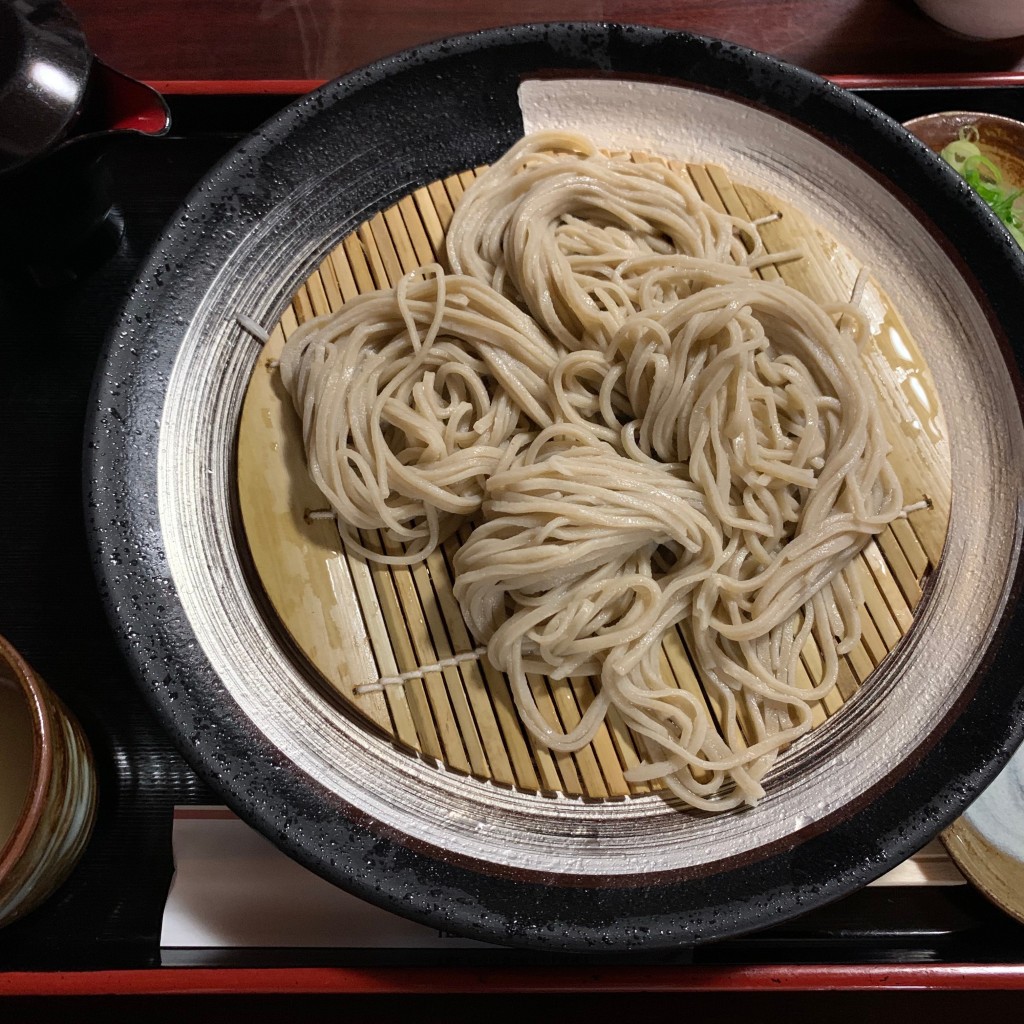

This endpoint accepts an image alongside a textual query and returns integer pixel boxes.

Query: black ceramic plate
[86,23,1024,951]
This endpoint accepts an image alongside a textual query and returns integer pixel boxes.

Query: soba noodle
[279,129,903,811]
[279,269,563,564]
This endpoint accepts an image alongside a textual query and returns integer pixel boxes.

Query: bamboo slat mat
[236,157,951,800]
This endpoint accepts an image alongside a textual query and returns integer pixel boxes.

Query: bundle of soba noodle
[278,130,903,812]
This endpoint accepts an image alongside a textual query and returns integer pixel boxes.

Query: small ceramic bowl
[914,0,1024,41]
[943,760,1024,925]
[904,110,1024,188]
[0,634,97,928]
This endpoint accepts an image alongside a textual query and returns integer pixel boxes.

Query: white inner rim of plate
[157,80,1024,877]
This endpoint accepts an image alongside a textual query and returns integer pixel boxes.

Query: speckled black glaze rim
[85,23,1024,951]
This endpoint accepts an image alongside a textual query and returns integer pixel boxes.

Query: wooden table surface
[67,0,1024,83]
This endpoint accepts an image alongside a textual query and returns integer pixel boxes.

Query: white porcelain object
[916,0,1024,39]
[943,748,1024,923]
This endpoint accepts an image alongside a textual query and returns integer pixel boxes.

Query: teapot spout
[71,59,170,141]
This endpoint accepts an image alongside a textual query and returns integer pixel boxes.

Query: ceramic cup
[0,634,97,928]
[916,0,1024,40]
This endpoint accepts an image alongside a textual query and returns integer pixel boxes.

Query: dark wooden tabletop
[66,0,1024,82]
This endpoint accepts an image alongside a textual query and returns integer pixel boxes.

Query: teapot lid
[0,0,92,173]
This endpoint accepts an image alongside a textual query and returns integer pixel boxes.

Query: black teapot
[0,0,170,290]
[0,0,169,173]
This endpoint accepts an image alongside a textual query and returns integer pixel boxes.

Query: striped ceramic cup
[0,634,97,928]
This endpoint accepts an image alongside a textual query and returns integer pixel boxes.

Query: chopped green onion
[940,126,1024,246]
[940,138,982,171]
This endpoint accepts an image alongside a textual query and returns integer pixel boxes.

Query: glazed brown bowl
[0,634,96,928]
[904,110,1024,188]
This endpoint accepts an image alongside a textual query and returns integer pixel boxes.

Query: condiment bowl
[0,634,97,928]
